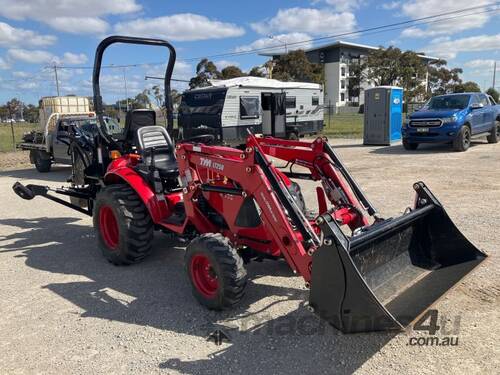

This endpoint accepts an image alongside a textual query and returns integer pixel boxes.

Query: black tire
[453,126,471,152]
[486,120,500,144]
[33,150,51,172]
[185,233,247,310]
[70,153,87,208]
[288,132,299,140]
[93,184,154,265]
[402,140,419,150]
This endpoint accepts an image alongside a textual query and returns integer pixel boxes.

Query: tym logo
[200,157,224,172]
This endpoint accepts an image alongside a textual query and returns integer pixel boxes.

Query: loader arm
[176,141,315,281]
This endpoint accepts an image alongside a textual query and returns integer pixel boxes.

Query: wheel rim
[190,254,219,298]
[99,205,119,249]
[463,128,470,147]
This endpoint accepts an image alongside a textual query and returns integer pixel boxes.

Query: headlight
[442,115,457,124]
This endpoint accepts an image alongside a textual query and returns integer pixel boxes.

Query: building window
[340,93,345,102]
[341,67,346,77]
[285,96,296,109]
[240,96,260,119]
[312,96,319,106]
[341,80,345,89]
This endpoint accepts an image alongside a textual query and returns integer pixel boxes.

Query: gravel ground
[0,139,498,374]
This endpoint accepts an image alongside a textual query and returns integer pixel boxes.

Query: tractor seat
[136,126,178,178]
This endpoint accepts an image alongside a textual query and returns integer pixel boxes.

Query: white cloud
[215,60,240,69]
[7,49,90,65]
[324,0,363,12]
[62,52,88,65]
[0,0,141,18]
[381,1,401,10]
[48,17,109,34]
[0,0,141,35]
[425,34,500,60]
[0,22,56,48]
[0,57,10,69]
[13,71,30,77]
[463,59,497,69]
[8,49,57,64]
[251,8,356,36]
[400,0,495,38]
[235,32,313,53]
[115,14,245,41]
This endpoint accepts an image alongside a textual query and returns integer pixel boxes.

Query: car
[402,92,500,151]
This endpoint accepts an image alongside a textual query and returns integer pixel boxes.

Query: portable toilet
[363,86,403,145]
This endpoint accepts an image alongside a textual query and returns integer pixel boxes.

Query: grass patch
[322,114,363,138]
[0,122,38,153]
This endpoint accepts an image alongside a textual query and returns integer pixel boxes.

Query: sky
[0,0,499,104]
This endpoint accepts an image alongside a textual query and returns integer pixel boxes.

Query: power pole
[123,67,129,111]
[493,61,497,89]
[53,63,60,96]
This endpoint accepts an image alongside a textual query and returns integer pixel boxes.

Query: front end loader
[12,35,486,333]
[174,135,486,333]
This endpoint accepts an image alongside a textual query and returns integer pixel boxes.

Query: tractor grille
[409,119,442,128]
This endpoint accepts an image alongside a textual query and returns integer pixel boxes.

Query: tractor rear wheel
[185,233,247,310]
[93,184,154,265]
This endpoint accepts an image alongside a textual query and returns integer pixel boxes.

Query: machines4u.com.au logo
[408,309,461,346]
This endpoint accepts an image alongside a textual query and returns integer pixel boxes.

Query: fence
[0,122,37,153]
[406,102,425,114]
[323,104,364,138]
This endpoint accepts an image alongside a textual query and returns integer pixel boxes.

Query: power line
[4,2,498,97]
[49,2,500,69]
[181,4,500,61]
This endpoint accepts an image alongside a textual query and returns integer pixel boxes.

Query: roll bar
[92,35,177,138]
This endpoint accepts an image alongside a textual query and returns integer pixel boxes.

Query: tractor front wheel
[93,185,153,265]
[185,233,247,310]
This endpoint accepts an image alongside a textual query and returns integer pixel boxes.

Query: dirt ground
[0,150,32,170]
[0,139,498,374]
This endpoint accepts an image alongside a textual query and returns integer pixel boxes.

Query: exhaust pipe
[308,182,487,333]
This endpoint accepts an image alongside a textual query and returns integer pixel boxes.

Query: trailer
[178,77,324,144]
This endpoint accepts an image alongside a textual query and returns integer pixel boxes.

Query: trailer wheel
[402,140,418,150]
[185,233,247,310]
[486,120,499,144]
[453,126,471,152]
[93,184,154,265]
[32,150,51,172]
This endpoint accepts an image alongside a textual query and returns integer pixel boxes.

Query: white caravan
[178,77,324,144]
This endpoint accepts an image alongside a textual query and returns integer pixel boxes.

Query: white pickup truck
[18,96,120,172]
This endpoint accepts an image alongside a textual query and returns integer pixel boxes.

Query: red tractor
[13,36,486,333]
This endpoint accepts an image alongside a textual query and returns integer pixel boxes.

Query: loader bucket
[309,182,486,333]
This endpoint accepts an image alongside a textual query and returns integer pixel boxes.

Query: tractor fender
[104,166,170,223]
